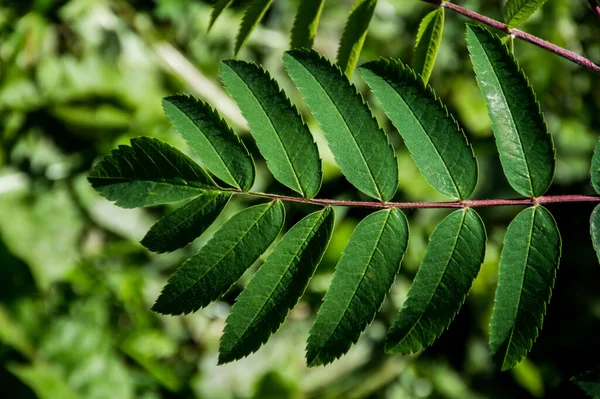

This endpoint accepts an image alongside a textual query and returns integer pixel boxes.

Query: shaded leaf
[284,49,398,202]
[290,0,326,49]
[386,208,486,354]
[590,205,600,264]
[337,0,378,77]
[141,192,232,253]
[504,0,549,28]
[152,200,285,315]
[413,8,444,83]
[208,0,233,31]
[221,60,322,198]
[466,24,555,198]
[591,138,600,194]
[360,59,478,200]
[234,0,273,56]
[88,137,216,208]
[306,208,409,366]
[572,370,600,399]
[490,205,561,370]
[219,207,335,363]
[163,95,255,191]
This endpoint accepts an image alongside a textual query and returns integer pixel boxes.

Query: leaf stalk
[234,191,600,209]
[421,0,600,74]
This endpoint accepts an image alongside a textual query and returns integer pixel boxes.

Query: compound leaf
[88,137,216,208]
[466,24,555,198]
[284,49,398,202]
[141,192,232,253]
[504,0,549,28]
[219,207,335,364]
[163,95,255,191]
[413,8,444,83]
[221,60,322,198]
[591,138,600,194]
[290,0,326,49]
[306,208,408,366]
[152,200,285,315]
[490,205,561,370]
[234,0,273,56]
[208,0,233,31]
[337,0,378,77]
[590,205,600,264]
[360,59,478,200]
[386,208,486,354]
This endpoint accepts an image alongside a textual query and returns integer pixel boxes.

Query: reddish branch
[236,192,600,209]
[421,0,600,74]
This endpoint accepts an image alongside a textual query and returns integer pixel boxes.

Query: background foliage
[1,0,600,398]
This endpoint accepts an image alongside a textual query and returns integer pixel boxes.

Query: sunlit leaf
[503,0,549,28]
[413,8,444,83]
[234,0,273,56]
[337,0,377,77]
[208,0,233,31]
[466,24,555,198]
[290,0,326,49]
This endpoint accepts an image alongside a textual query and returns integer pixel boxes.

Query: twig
[422,0,600,74]
[233,191,600,209]
[588,0,600,21]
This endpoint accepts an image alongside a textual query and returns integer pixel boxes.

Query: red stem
[421,0,600,74]
[588,0,600,21]
[236,191,600,209]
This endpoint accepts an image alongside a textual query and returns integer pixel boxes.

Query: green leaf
[503,0,549,28]
[571,370,600,399]
[466,25,555,198]
[208,0,233,32]
[386,208,486,354]
[152,200,285,315]
[306,208,409,366]
[8,361,83,399]
[88,137,217,208]
[589,205,600,264]
[290,0,326,49]
[234,0,273,56]
[284,49,398,202]
[360,59,478,200]
[221,60,322,198]
[162,95,255,191]
[141,192,232,253]
[219,207,335,364]
[490,205,561,370]
[337,0,378,77]
[591,138,600,194]
[413,8,444,83]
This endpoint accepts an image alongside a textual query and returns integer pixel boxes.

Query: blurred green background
[1,0,600,398]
